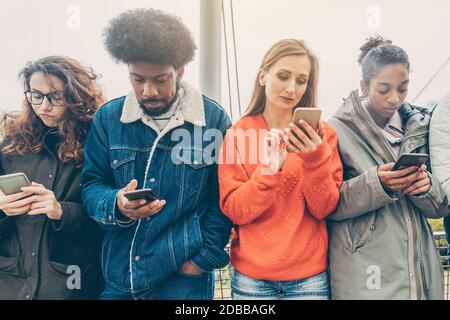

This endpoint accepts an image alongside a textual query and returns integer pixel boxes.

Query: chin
[43,121,57,127]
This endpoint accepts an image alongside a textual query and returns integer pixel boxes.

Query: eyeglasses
[24,91,65,107]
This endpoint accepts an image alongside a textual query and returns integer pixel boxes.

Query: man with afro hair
[82,8,233,300]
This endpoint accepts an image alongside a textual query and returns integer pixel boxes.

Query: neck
[262,105,292,130]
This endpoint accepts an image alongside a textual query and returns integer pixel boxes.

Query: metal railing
[214,232,450,300]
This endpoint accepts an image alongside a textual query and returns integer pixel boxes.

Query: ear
[258,70,266,86]
[176,67,185,80]
[360,80,369,96]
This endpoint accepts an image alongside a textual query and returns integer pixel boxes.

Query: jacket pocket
[348,211,377,252]
[175,148,212,197]
[0,256,25,277]
[110,148,136,187]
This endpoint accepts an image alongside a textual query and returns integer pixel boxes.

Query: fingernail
[140,200,146,205]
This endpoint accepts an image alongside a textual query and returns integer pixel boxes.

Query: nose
[40,96,53,111]
[143,81,158,98]
[387,92,400,106]
[284,80,295,95]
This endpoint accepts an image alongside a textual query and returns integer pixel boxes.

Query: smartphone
[292,107,322,132]
[123,189,160,202]
[391,153,429,171]
[0,172,31,195]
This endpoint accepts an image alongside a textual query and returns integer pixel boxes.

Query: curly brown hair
[2,56,104,167]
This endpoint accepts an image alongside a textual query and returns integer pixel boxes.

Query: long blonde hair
[243,39,319,117]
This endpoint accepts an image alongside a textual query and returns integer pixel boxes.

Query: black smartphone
[123,189,160,202]
[391,153,429,171]
[0,172,31,195]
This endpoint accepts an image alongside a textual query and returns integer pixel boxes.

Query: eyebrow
[278,69,309,77]
[129,72,170,78]
[377,80,410,86]
[29,88,62,94]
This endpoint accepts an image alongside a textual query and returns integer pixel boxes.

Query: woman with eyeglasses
[0,56,105,299]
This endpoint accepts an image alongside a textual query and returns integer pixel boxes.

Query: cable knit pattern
[218,113,343,281]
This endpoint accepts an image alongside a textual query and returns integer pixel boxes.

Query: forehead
[29,72,65,91]
[372,63,409,85]
[128,61,176,77]
[270,55,311,76]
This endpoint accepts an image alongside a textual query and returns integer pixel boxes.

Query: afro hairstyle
[103,8,197,68]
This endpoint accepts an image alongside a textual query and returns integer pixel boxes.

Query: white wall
[1,0,200,110]
[222,0,450,120]
[2,0,450,121]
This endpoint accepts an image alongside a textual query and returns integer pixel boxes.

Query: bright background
[2,0,450,121]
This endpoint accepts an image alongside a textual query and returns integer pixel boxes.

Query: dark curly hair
[358,36,410,84]
[2,56,104,167]
[103,8,197,68]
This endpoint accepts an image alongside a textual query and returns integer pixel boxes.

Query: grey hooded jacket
[328,90,449,300]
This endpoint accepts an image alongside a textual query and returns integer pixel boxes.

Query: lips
[141,99,166,108]
[145,101,163,107]
[280,96,295,103]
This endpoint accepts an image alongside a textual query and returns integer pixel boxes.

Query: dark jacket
[0,128,104,300]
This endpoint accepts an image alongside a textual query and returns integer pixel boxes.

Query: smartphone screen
[124,189,159,202]
[0,173,31,195]
[391,153,429,171]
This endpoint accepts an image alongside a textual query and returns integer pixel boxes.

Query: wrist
[51,203,63,220]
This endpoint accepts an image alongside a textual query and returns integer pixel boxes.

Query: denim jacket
[81,81,232,293]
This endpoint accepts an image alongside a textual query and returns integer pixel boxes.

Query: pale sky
[2,0,450,121]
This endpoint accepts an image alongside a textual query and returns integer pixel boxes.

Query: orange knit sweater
[218,114,343,281]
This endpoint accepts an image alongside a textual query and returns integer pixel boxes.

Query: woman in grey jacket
[328,37,449,300]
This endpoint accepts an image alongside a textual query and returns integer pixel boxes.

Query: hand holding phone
[0,172,35,216]
[286,107,324,153]
[378,153,431,195]
[117,179,165,220]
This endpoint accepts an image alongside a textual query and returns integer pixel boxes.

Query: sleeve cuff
[51,202,79,232]
[371,166,399,202]
[110,192,137,228]
[191,249,230,272]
